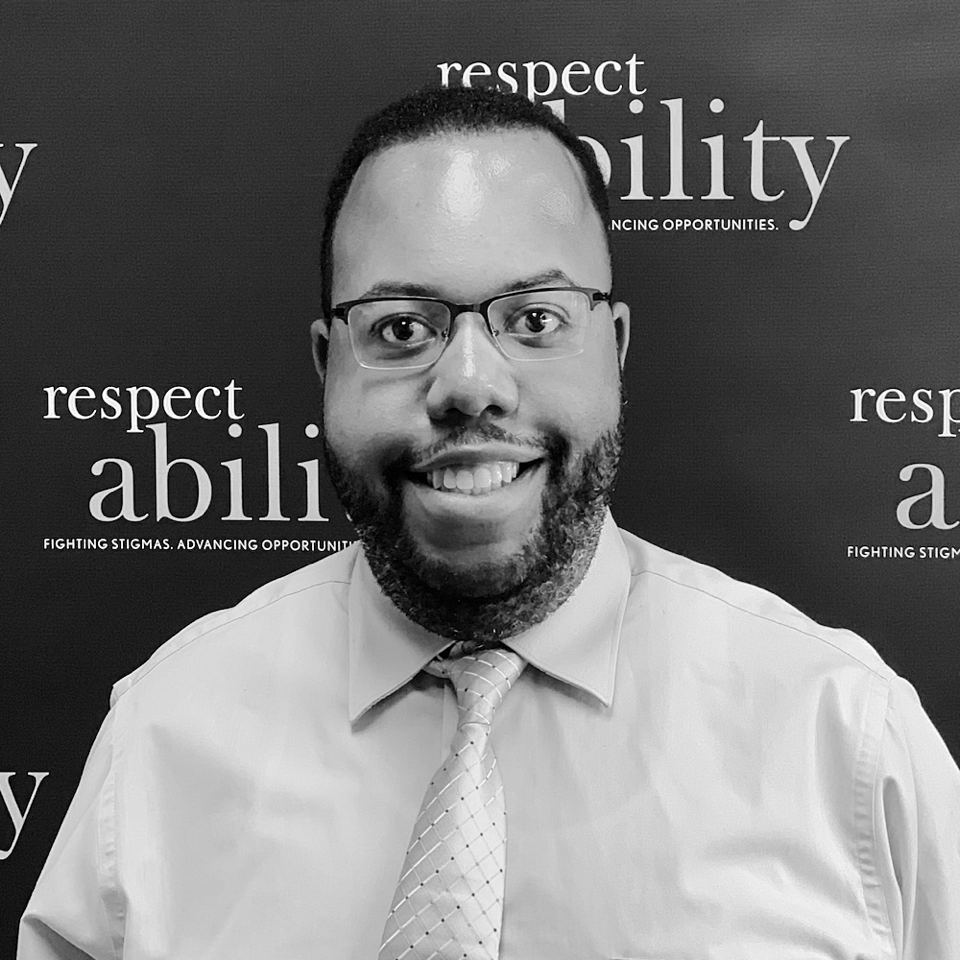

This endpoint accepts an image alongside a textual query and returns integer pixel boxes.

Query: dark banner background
[3,1,958,946]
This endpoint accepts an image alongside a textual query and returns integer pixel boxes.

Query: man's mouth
[409,460,539,496]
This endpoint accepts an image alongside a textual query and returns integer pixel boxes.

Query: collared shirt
[19,514,960,960]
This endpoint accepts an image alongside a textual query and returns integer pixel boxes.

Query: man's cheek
[333,419,412,480]
[536,398,613,447]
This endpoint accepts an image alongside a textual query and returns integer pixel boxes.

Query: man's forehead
[339,128,594,231]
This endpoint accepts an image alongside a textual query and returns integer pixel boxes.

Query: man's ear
[310,318,331,384]
[611,301,631,371]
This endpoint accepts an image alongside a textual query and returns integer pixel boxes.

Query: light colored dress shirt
[19,514,960,960]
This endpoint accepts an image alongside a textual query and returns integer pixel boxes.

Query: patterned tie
[379,647,526,960]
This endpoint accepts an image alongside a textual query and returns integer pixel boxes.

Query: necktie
[379,647,526,960]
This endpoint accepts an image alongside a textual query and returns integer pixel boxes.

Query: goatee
[324,420,622,644]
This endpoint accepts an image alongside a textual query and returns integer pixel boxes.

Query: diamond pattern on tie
[379,647,525,960]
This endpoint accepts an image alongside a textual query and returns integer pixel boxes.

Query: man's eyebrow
[493,269,577,293]
[359,269,578,301]
[361,281,440,298]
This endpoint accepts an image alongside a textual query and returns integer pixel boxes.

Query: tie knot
[430,647,525,728]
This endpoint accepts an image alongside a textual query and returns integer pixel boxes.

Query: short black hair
[319,85,611,315]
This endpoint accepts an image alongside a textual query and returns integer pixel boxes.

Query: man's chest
[117,681,884,959]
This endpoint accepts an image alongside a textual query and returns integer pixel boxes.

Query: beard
[323,415,623,644]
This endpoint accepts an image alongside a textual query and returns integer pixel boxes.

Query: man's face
[317,128,630,639]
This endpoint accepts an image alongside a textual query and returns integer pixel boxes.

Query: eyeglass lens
[348,289,592,369]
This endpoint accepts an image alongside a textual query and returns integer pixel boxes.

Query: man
[20,86,960,959]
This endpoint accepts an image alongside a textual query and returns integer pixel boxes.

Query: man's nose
[424,313,520,422]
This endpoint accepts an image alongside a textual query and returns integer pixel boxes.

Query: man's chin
[402,548,533,600]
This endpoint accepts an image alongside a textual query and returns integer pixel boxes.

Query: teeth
[427,461,524,495]
[474,466,492,493]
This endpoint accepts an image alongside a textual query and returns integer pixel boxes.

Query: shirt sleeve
[17,709,123,960]
[873,675,960,959]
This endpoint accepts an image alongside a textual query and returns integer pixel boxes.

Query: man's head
[313,85,630,643]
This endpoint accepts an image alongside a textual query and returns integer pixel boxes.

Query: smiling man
[20,86,960,960]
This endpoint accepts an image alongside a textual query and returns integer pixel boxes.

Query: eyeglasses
[330,286,612,370]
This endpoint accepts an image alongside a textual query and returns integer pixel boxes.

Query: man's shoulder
[110,543,361,707]
[617,526,895,681]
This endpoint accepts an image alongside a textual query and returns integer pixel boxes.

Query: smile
[408,442,545,498]
[412,460,539,496]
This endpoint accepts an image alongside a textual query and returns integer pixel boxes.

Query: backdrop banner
[3,1,958,945]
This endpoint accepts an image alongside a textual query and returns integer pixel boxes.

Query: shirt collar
[348,511,632,723]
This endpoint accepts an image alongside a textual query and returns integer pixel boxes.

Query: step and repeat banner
[3,0,958,944]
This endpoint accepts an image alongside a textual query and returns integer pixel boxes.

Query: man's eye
[375,315,437,345]
[506,306,565,336]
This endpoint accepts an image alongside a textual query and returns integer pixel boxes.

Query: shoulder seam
[97,710,124,959]
[630,567,888,678]
[854,673,897,955]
